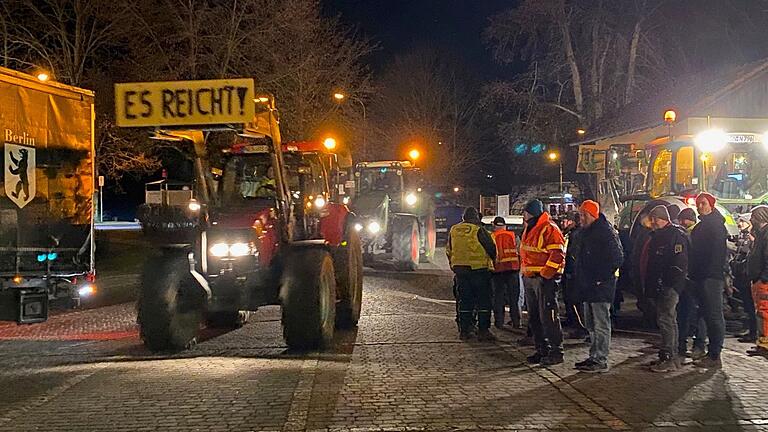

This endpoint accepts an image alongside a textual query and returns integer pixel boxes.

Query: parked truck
[0,67,96,323]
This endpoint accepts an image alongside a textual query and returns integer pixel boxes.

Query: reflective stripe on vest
[449,223,492,270]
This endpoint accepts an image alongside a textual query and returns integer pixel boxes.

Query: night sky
[323,0,512,77]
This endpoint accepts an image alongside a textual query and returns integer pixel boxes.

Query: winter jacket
[747,224,768,283]
[643,223,689,297]
[688,209,728,281]
[491,229,520,272]
[574,214,624,303]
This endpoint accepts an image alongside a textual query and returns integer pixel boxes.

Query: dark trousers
[492,271,520,327]
[695,278,726,359]
[655,288,679,358]
[523,276,564,356]
[737,274,757,336]
[456,270,492,332]
[677,287,707,355]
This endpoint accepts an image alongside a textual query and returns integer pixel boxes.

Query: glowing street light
[323,137,337,150]
[576,128,586,136]
[664,109,677,124]
[547,151,563,193]
[36,72,50,82]
[453,187,460,193]
[408,148,420,161]
[333,92,345,100]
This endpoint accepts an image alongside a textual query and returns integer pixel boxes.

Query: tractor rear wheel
[137,252,205,352]
[334,229,364,328]
[393,217,419,271]
[281,248,337,350]
[420,210,437,263]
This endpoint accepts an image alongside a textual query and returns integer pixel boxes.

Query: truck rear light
[86,273,96,283]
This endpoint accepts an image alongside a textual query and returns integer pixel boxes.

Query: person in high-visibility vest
[447,207,497,341]
[491,216,521,330]
[519,199,566,366]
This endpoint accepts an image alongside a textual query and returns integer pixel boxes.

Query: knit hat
[492,216,506,226]
[524,199,544,217]
[649,204,671,222]
[463,206,480,222]
[678,207,696,223]
[580,200,599,219]
[696,192,716,208]
[666,204,680,222]
[751,205,768,227]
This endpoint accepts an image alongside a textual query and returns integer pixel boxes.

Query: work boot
[691,346,707,361]
[579,361,608,373]
[650,356,679,373]
[746,346,768,356]
[738,334,757,343]
[477,329,497,342]
[574,358,595,369]
[526,352,544,364]
[694,356,722,369]
[540,353,564,366]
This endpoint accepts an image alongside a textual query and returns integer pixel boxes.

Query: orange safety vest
[492,229,519,272]
[520,212,565,279]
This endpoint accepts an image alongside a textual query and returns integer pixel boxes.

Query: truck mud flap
[18,290,49,324]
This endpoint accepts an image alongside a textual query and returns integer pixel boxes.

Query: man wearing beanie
[678,208,697,231]
[519,199,566,365]
[643,204,689,372]
[688,192,728,369]
[572,200,623,373]
[747,205,768,356]
[676,205,707,360]
[447,207,497,341]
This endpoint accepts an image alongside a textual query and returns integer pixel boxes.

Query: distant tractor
[351,161,436,270]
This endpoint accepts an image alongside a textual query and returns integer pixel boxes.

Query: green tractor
[351,161,436,270]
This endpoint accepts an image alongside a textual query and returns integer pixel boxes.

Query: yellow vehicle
[0,67,95,323]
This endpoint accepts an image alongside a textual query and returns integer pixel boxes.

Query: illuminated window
[675,146,694,190]
[651,149,672,197]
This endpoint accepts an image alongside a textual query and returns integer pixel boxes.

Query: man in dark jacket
[689,192,728,369]
[573,200,624,373]
[747,205,768,356]
[562,212,587,338]
[643,205,689,372]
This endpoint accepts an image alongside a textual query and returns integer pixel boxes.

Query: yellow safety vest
[448,222,493,270]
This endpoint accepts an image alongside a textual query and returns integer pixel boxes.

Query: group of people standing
[446,192,768,372]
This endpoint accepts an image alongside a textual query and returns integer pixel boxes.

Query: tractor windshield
[220,154,277,205]
[704,147,768,201]
[358,168,401,194]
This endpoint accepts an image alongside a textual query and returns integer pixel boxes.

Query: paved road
[1,254,767,431]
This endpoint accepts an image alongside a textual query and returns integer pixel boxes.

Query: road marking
[282,356,319,432]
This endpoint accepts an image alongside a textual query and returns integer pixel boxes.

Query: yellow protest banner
[115,78,256,127]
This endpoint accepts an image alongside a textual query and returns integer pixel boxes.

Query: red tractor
[134,100,363,351]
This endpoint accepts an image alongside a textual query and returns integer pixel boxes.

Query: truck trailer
[0,67,95,323]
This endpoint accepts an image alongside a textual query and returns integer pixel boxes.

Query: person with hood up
[573,200,624,373]
[446,207,497,341]
[747,205,768,356]
[519,199,566,366]
[688,192,728,369]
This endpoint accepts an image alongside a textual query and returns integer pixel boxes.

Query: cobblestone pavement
[1,253,768,431]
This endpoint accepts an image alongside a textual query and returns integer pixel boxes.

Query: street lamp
[323,137,337,150]
[333,91,367,158]
[408,148,420,163]
[547,151,563,194]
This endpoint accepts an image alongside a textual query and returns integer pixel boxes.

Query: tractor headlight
[210,243,230,257]
[314,196,326,209]
[229,242,251,257]
[367,221,381,234]
[405,192,418,206]
[354,223,363,232]
[78,284,96,297]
